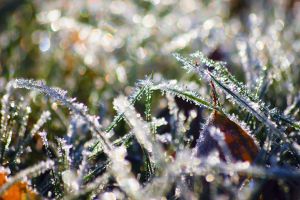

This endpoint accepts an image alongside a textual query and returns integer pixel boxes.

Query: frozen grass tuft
[1,1,300,199]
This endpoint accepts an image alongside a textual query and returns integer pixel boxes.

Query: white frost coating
[38,131,49,148]
[57,137,72,169]
[13,79,112,152]
[18,105,32,139]
[31,111,51,136]
[151,117,167,127]
[113,95,153,153]
[62,169,79,191]
[170,150,201,174]
[0,81,14,152]
[150,79,212,110]
[13,79,88,116]
[174,52,300,137]
[142,150,200,199]
[157,133,172,143]
[110,146,142,199]
[101,192,117,200]
[208,127,233,163]
[65,173,109,199]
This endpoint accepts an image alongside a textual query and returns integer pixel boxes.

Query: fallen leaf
[196,110,259,163]
[0,170,39,200]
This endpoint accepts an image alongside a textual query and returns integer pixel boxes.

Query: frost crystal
[13,79,112,153]
[113,96,153,153]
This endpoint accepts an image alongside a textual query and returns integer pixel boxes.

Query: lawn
[0,1,299,199]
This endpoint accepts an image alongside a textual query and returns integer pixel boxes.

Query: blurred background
[0,0,300,120]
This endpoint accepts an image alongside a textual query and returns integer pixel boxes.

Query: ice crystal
[13,79,112,153]
[174,52,300,136]
[113,96,154,154]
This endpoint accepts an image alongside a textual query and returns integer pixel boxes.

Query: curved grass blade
[173,52,300,134]
[150,80,215,111]
[13,79,113,152]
